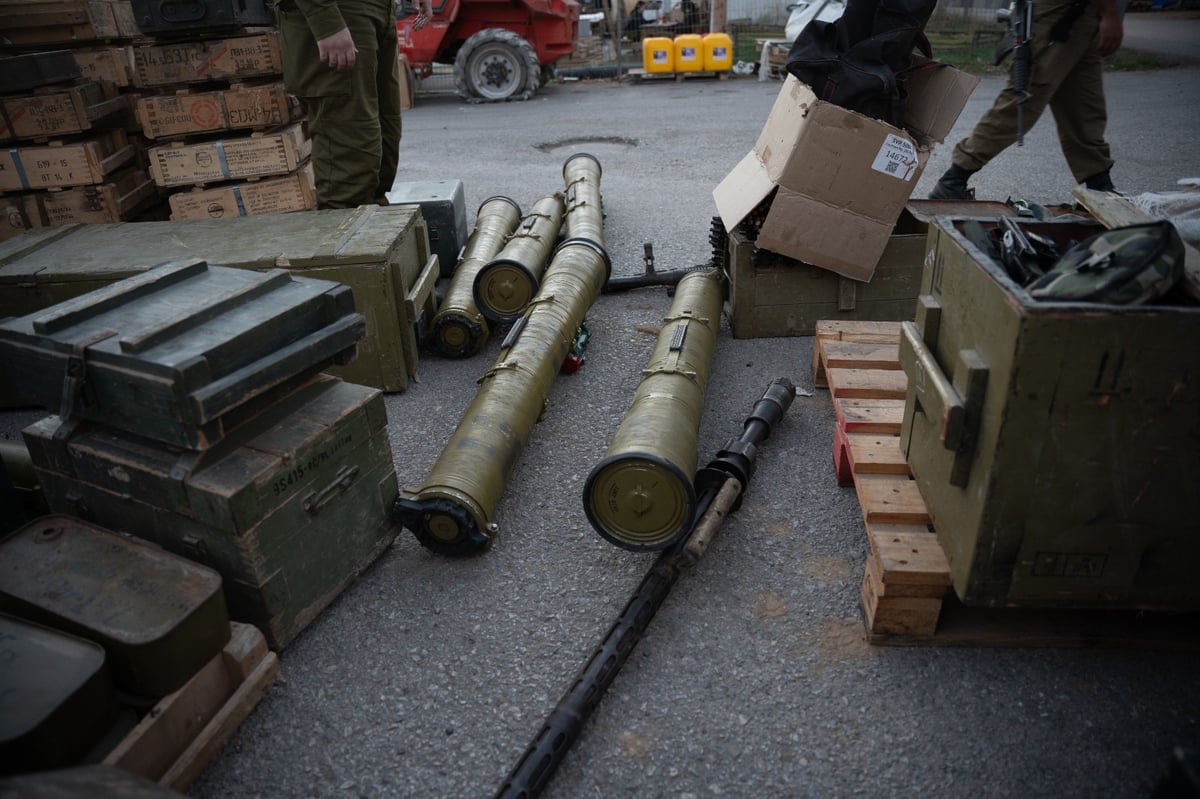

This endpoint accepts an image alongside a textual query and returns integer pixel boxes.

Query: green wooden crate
[23,376,400,649]
[0,259,365,450]
[722,201,1010,338]
[0,205,439,393]
[899,216,1200,610]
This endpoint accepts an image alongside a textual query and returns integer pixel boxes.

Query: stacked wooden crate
[0,3,312,235]
[129,29,314,220]
[0,16,159,241]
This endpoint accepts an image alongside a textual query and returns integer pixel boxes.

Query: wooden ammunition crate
[167,161,315,219]
[24,377,400,649]
[148,123,309,188]
[0,129,135,192]
[0,204,438,392]
[130,30,283,88]
[135,82,298,141]
[11,166,158,227]
[72,45,133,87]
[0,49,81,93]
[724,201,1022,338]
[0,0,140,46]
[0,81,126,142]
[0,259,365,449]
[900,216,1200,610]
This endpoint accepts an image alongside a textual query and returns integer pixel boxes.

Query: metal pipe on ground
[583,267,727,551]
[428,196,523,358]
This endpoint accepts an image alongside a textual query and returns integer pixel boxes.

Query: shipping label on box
[148,122,310,187]
[131,31,283,88]
[713,69,978,282]
[168,161,316,220]
[136,82,296,140]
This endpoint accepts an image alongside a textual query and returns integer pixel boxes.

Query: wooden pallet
[626,68,729,83]
[98,621,280,791]
[813,320,1200,649]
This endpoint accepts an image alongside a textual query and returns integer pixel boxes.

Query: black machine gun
[995,0,1034,145]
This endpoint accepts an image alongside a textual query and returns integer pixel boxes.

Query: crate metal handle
[899,321,989,488]
[303,466,360,515]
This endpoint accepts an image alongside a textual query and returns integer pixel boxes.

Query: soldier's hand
[318,28,358,70]
[1096,13,1123,57]
[413,0,433,29]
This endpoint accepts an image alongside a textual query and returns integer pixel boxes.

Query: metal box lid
[0,613,117,772]
[0,515,230,697]
[0,259,366,450]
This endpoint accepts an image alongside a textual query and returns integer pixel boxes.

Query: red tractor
[397,0,582,103]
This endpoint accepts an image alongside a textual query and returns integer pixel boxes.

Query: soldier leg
[375,6,402,205]
[1047,19,1113,185]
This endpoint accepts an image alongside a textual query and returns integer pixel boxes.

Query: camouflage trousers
[951,1,1113,183]
[278,0,401,209]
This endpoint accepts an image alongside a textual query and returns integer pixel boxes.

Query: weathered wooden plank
[855,474,931,525]
[845,432,910,476]
[826,367,907,399]
[867,521,951,590]
[834,397,905,434]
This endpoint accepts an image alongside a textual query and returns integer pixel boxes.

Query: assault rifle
[995,0,1034,145]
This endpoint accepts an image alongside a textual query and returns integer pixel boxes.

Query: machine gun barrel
[495,378,797,799]
[428,196,523,358]
[1011,0,1034,145]
[394,155,609,555]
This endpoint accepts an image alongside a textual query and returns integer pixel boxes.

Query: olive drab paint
[429,195,523,357]
[583,267,727,551]
[394,154,609,556]
[473,193,566,323]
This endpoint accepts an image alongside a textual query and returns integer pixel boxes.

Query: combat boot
[1083,168,1117,192]
[928,164,977,200]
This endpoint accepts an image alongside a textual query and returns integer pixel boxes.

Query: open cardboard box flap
[713,65,979,282]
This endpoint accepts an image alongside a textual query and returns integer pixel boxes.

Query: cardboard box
[167,161,316,220]
[713,67,978,282]
[136,82,298,140]
[0,81,126,142]
[130,31,283,88]
[0,130,136,191]
[148,123,310,187]
[398,54,415,111]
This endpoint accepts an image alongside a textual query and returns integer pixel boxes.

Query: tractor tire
[454,28,541,103]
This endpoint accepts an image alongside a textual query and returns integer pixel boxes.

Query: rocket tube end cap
[473,258,539,323]
[477,195,522,218]
[393,496,494,556]
[563,152,602,178]
[583,453,697,552]
[430,312,488,358]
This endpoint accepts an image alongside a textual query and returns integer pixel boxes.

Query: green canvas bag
[1028,220,1184,304]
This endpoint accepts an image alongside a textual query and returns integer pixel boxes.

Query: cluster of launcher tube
[393,153,728,556]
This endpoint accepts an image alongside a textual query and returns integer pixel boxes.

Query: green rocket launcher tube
[582,267,726,551]
[395,155,609,556]
[562,152,603,244]
[428,196,523,358]
[473,193,565,323]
